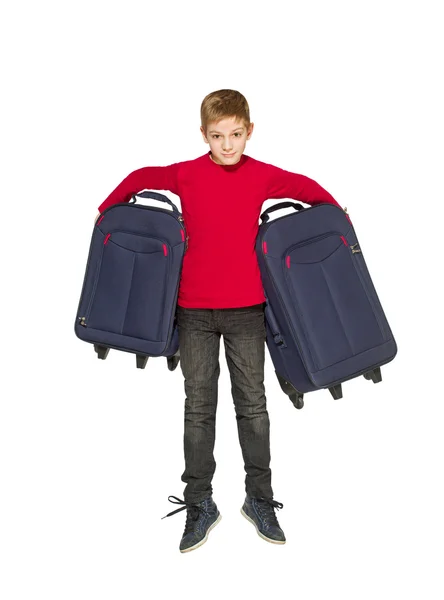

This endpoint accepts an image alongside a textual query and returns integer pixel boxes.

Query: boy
[96,89,341,553]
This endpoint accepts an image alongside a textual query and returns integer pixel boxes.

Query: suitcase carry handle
[260,201,304,223]
[130,190,180,213]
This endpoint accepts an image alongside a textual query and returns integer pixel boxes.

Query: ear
[200,126,209,143]
[246,122,254,140]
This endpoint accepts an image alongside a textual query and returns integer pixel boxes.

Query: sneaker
[241,494,286,544]
[162,495,222,553]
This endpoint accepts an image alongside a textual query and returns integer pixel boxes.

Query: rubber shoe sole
[241,507,286,545]
[180,513,222,553]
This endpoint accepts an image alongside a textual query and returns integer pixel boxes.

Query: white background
[1,0,443,598]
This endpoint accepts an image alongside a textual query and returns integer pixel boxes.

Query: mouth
[222,153,235,157]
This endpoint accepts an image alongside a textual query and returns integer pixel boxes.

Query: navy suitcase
[256,201,397,409]
[75,191,187,369]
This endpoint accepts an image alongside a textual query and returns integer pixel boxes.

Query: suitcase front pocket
[283,233,386,371]
[82,231,170,341]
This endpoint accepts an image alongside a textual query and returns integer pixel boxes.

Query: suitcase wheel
[290,393,304,410]
[167,351,180,371]
[136,355,149,369]
[363,367,382,383]
[94,344,110,360]
[328,384,343,400]
[275,372,304,409]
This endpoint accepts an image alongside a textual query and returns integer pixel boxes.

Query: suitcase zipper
[284,231,345,259]
[178,216,188,251]
[108,229,172,249]
[80,242,107,327]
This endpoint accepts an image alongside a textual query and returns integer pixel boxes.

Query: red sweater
[98,151,341,309]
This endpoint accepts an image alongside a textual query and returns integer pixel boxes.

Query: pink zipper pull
[104,233,111,245]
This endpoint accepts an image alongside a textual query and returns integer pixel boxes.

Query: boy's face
[200,116,254,165]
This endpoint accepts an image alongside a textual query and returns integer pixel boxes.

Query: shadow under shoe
[241,494,286,544]
[162,495,222,553]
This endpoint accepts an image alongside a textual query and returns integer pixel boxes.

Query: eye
[212,135,220,139]
[234,132,242,137]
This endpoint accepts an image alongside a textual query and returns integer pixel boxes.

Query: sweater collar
[206,151,247,171]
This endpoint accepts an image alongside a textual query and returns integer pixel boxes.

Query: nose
[222,137,233,151]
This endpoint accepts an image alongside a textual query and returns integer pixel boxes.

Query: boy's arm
[265,163,341,208]
[97,162,181,213]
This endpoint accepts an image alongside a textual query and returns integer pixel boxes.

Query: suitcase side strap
[264,300,287,348]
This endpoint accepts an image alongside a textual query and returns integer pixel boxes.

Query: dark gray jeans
[176,302,274,504]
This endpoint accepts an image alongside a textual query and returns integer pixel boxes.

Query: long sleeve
[98,162,181,213]
[265,163,341,208]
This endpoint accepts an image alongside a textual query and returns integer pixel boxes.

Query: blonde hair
[200,89,251,134]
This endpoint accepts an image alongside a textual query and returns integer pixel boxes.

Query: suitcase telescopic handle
[130,190,179,213]
[260,201,304,223]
